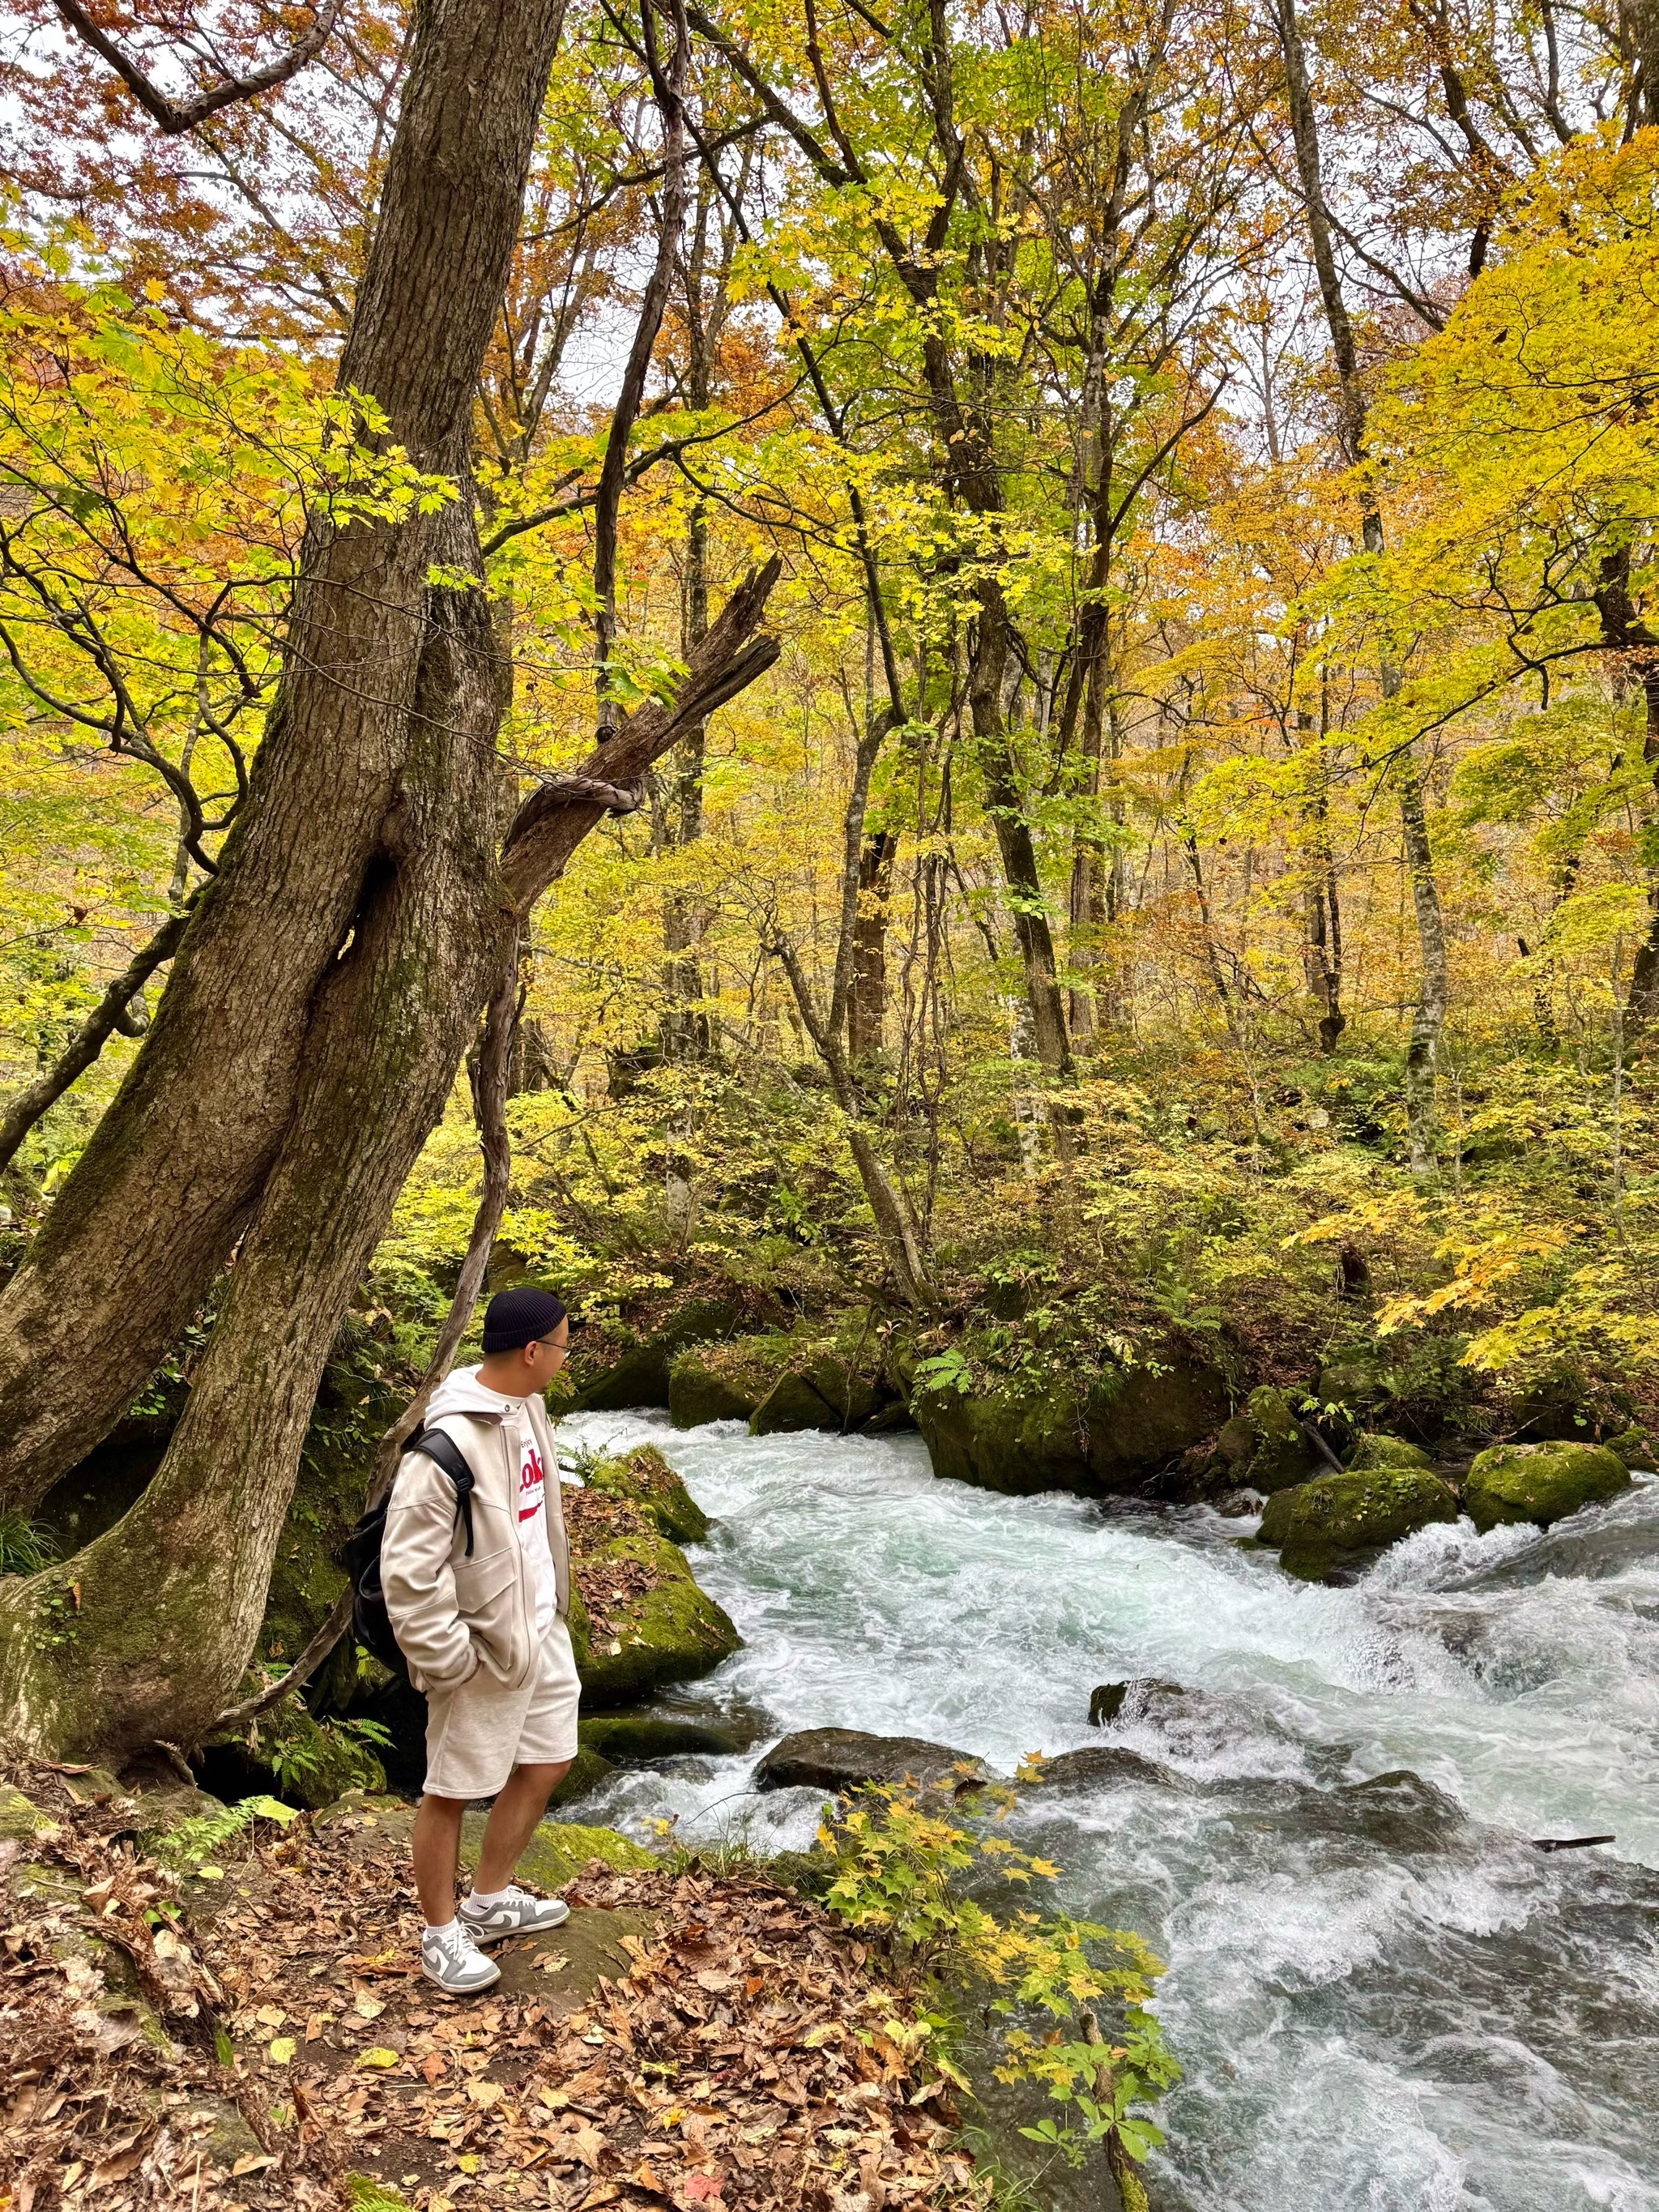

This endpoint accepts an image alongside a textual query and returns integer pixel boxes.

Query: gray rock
[753,1727,981,1795]
[1297,1769,1467,1854]
[1089,1678,1188,1727]
[1023,1746,1194,1794]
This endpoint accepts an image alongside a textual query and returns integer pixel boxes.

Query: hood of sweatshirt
[424,1364,532,1425]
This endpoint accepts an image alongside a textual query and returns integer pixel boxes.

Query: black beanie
[482,1285,567,1353]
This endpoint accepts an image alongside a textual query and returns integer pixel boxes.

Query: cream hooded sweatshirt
[380,1370,569,1697]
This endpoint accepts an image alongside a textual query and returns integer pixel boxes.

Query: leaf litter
[1,1762,985,2212]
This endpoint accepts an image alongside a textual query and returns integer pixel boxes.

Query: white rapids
[557,1411,1659,2212]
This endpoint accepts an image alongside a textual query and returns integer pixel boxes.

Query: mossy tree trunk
[0,540,514,1753]
[0,0,571,1520]
[0,554,782,1759]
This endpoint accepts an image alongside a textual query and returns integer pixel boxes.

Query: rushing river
[557,1410,1659,2212]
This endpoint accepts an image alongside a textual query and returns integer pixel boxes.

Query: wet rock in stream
[753,1726,983,1795]
[1026,1744,1197,1794]
[1089,1676,1189,1725]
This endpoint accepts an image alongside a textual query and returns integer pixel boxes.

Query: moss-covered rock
[565,1482,740,1708]
[1347,1433,1433,1471]
[548,1744,612,1808]
[1087,1356,1230,1486]
[912,1376,1090,1492]
[580,1444,710,1544]
[1603,1425,1653,1471]
[580,1712,753,1760]
[568,1297,747,1412]
[668,1343,766,1427]
[913,1345,1227,1497]
[1259,1466,1457,1578]
[1239,1386,1323,1493]
[752,1353,884,1435]
[1462,1441,1630,1532]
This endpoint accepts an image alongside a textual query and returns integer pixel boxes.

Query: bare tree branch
[0,907,192,1178]
[50,0,347,136]
[500,553,783,912]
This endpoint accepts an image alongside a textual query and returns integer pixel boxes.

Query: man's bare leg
[474,1759,572,1892]
[412,1791,471,1927]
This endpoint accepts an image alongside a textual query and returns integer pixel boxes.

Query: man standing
[382,1285,581,1994]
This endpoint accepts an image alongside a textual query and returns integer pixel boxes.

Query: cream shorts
[422,1617,581,1800]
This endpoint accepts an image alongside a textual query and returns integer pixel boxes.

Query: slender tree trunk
[849,830,897,1063]
[1299,712,1346,1051]
[1618,668,1659,1024]
[1273,0,1446,1164]
[0,907,191,1177]
[971,587,1070,1074]
[0,0,571,1517]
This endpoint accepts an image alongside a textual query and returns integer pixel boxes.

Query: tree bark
[0,0,570,1518]
[1273,0,1448,1164]
[971,590,1071,1075]
[0,557,782,1759]
[848,829,897,1064]
[0,502,515,1754]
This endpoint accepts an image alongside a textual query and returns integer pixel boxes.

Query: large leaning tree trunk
[0,564,781,1760]
[0,0,573,1520]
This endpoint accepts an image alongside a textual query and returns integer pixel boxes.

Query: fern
[153,1793,296,1873]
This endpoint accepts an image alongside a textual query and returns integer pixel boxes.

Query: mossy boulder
[668,1341,770,1427]
[1462,1441,1630,1533]
[752,1352,884,1435]
[913,1344,1227,1497]
[568,1297,746,1412]
[549,1744,613,1808]
[1347,1433,1433,1472]
[913,1376,1090,1492]
[1239,1386,1323,1493]
[580,1443,709,1544]
[581,1712,753,1761]
[1088,1356,1230,1485]
[1259,1466,1457,1578]
[565,1481,740,1708]
[1604,1425,1653,1471]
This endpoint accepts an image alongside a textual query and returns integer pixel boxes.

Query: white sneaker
[458,1885,572,1945]
[420,1922,501,1996]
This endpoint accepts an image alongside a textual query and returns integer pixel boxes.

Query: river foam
[557,1411,1659,2211]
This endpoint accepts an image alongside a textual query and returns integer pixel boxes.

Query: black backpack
[343,1428,477,1680]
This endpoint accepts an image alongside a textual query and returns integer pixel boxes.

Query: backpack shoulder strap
[404,1426,478,1557]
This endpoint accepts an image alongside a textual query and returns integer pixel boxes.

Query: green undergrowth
[663,1774,1179,2200]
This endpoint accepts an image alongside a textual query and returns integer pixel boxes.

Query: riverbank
[0,1766,984,2212]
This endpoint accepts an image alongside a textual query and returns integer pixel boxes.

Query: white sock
[424,1917,460,1941]
[465,1886,510,1911]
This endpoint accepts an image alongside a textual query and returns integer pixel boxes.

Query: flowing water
[557,1410,1659,2212]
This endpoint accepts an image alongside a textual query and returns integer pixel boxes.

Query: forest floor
[0,1766,979,2212]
